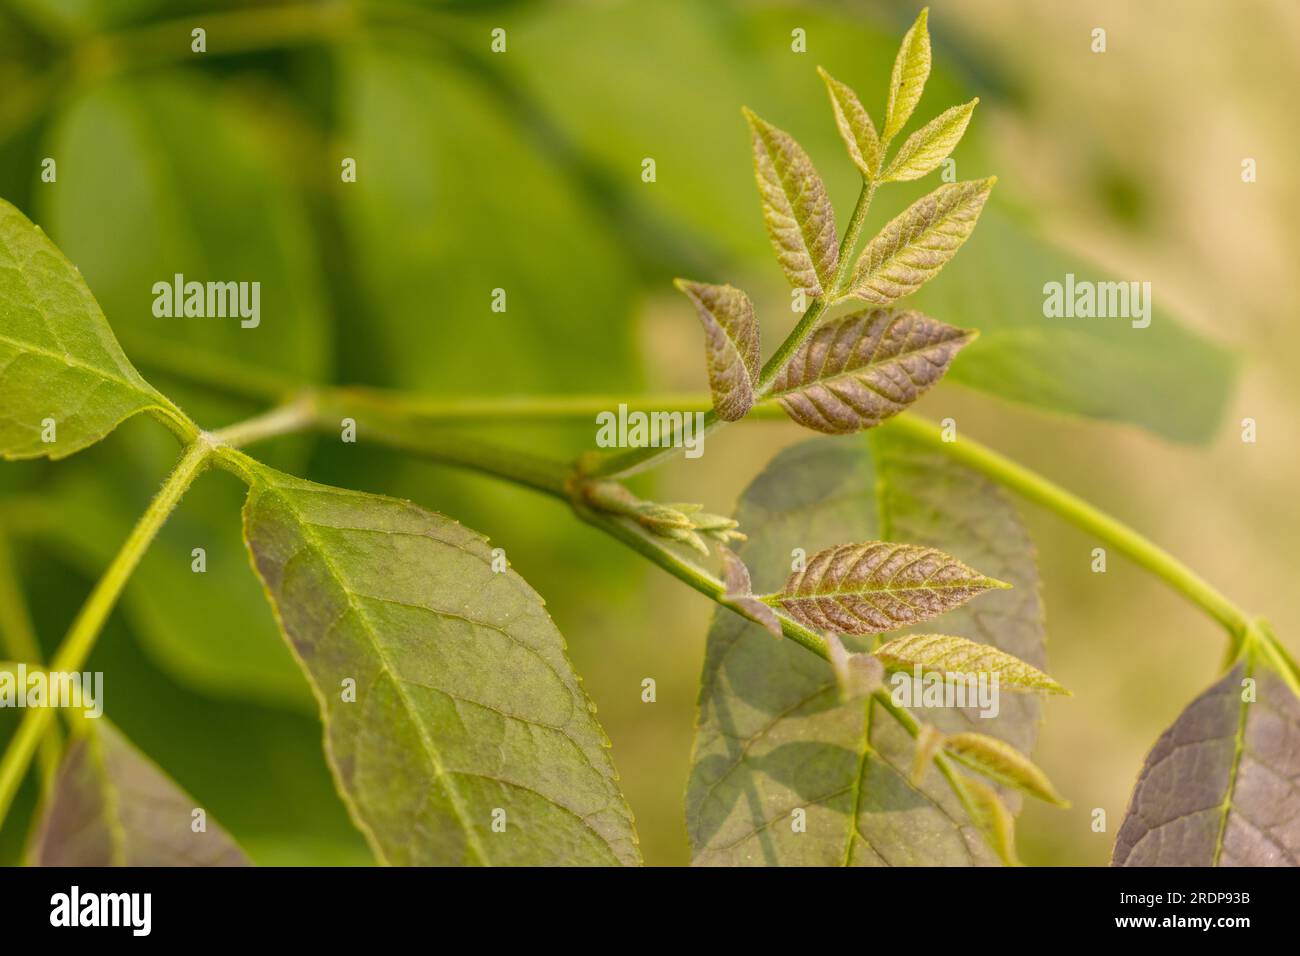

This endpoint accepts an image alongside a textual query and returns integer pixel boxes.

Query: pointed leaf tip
[884,7,932,142]
[746,111,838,295]
[843,179,994,305]
[772,542,1004,634]
[819,67,882,179]
[882,99,979,183]
[770,309,974,434]
[875,633,1069,694]
[945,732,1069,807]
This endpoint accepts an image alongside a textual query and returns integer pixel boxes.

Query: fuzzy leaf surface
[883,8,931,141]
[744,110,838,295]
[957,776,1019,866]
[772,541,1007,635]
[1113,661,1300,866]
[687,431,1046,865]
[0,199,182,460]
[676,280,759,421]
[818,68,881,178]
[769,308,972,434]
[27,720,249,867]
[882,100,977,183]
[240,464,639,866]
[944,732,1067,805]
[876,633,1067,694]
[844,179,993,305]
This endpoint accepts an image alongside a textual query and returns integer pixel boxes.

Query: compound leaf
[844,179,994,305]
[875,633,1068,694]
[818,67,882,179]
[944,732,1067,805]
[744,108,838,295]
[239,463,640,866]
[1113,660,1300,866]
[771,541,1008,635]
[675,279,760,421]
[883,8,931,142]
[769,308,973,434]
[882,100,978,183]
[0,199,187,460]
[687,431,1048,866]
[27,719,249,867]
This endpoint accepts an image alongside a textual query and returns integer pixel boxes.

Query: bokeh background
[1,0,1296,865]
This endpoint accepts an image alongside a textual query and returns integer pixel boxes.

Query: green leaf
[743,108,839,295]
[0,198,187,460]
[770,541,1008,635]
[675,279,759,421]
[875,633,1069,694]
[955,775,1020,866]
[719,546,782,638]
[687,430,1048,865]
[1113,660,1300,866]
[943,732,1067,806]
[817,67,882,179]
[883,7,931,143]
[239,464,640,866]
[769,308,974,434]
[843,178,994,305]
[26,719,250,867]
[881,99,978,183]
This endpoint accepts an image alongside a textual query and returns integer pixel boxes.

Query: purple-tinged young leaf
[744,108,838,296]
[773,541,1008,635]
[687,433,1047,866]
[675,279,760,421]
[826,632,884,700]
[769,308,974,434]
[718,545,782,638]
[843,179,994,305]
[27,721,250,867]
[1113,661,1300,866]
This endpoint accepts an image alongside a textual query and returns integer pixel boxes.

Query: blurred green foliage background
[1,0,1296,865]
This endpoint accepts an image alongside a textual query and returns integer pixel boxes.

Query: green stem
[169,383,1263,650]
[883,413,1252,641]
[757,180,875,390]
[211,392,320,449]
[0,440,211,828]
[583,179,877,480]
[574,505,828,658]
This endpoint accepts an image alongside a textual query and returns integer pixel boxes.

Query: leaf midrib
[260,481,492,867]
[1211,658,1253,865]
